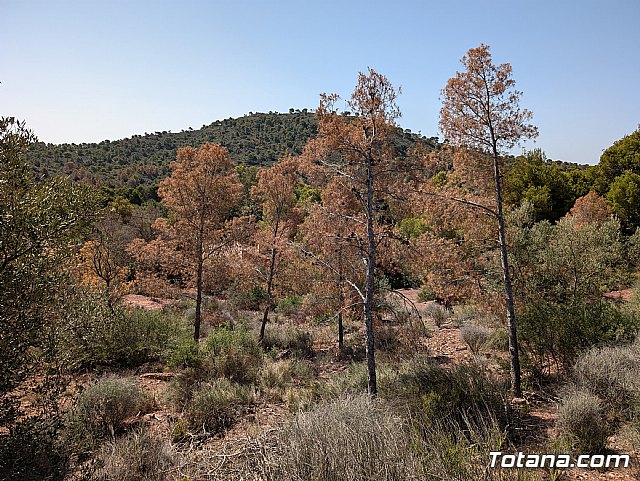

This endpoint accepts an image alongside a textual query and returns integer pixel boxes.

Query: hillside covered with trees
[26,111,437,202]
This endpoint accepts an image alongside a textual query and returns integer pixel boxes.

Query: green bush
[204,325,263,384]
[276,295,303,317]
[385,356,508,428]
[91,429,175,481]
[168,338,202,369]
[185,378,254,434]
[519,300,638,373]
[169,326,262,410]
[62,292,190,369]
[556,389,610,453]
[0,416,69,481]
[262,325,314,358]
[417,287,436,302]
[66,377,146,449]
[227,282,266,311]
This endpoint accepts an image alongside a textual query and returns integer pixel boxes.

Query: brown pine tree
[251,156,300,342]
[154,143,243,340]
[300,69,401,397]
[439,44,538,397]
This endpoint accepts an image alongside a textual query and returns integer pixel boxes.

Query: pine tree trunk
[259,241,277,343]
[337,248,344,349]
[194,218,205,341]
[364,161,377,398]
[194,253,203,341]
[493,153,522,398]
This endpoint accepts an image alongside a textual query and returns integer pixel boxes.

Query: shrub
[169,326,262,409]
[167,367,208,412]
[67,377,146,449]
[375,324,401,352]
[168,338,202,369]
[556,389,610,453]
[486,326,510,351]
[227,282,266,311]
[573,342,640,418]
[185,378,254,434]
[460,322,493,354]
[204,325,263,384]
[91,429,175,481]
[519,300,638,373]
[262,325,314,358]
[0,416,69,481]
[258,395,422,481]
[423,303,449,328]
[339,335,366,361]
[385,356,508,428]
[276,295,303,317]
[62,292,190,369]
[417,287,436,302]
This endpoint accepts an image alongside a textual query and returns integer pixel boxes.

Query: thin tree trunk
[194,250,204,341]
[259,231,278,343]
[364,161,377,398]
[194,215,205,341]
[493,153,522,398]
[337,246,344,349]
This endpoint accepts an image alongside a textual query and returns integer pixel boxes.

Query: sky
[1,0,639,165]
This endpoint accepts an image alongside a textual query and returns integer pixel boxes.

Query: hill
[27,111,437,196]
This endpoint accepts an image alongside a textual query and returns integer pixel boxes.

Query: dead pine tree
[300,69,401,398]
[439,44,538,397]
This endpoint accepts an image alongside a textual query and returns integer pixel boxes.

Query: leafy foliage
[504,149,578,221]
[0,117,97,427]
[60,292,190,369]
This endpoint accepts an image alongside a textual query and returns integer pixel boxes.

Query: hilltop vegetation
[26,110,436,201]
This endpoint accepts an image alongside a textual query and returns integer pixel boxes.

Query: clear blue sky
[1,0,638,165]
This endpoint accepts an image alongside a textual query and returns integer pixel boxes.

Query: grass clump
[460,322,493,354]
[91,429,175,481]
[259,359,315,390]
[263,325,314,358]
[556,389,610,453]
[185,378,254,434]
[66,377,146,449]
[573,341,640,418]
[258,395,422,481]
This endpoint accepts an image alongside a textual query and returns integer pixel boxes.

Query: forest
[3,44,640,481]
